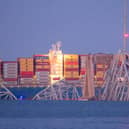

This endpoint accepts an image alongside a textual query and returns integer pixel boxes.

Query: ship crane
[101,0,129,101]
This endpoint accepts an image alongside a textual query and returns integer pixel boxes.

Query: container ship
[0,42,113,100]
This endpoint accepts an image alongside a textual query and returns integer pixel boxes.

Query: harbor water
[0,101,129,129]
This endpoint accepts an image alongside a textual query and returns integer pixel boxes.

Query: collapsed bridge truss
[101,51,129,101]
[32,79,82,100]
[0,81,17,100]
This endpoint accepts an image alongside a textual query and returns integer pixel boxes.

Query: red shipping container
[80,71,86,75]
[65,78,79,80]
[20,71,34,75]
[36,69,50,71]
[36,62,50,65]
[80,68,86,71]
[4,78,17,81]
[96,78,104,81]
[53,77,60,80]
[20,75,33,78]
[65,68,78,71]
[34,54,48,57]
[96,68,105,71]
[65,62,78,65]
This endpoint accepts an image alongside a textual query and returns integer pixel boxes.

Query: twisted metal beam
[101,51,129,101]
[32,80,82,100]
[0,81,17,100]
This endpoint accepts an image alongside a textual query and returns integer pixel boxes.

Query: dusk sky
[0,0,128,60]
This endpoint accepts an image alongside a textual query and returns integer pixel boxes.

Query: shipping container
[18,58,34,77]
[65,78,79,80]
[35,70,50,86]
[19,78,36,86]
[3,61,18,80]
[34,54,49,59]
[93,54,113,87]
[35,65,50,69]
[93,53,113,64]
[34,55,50,85]
[2,61,18,87]
[52,77,60,80]
[63,54,79,80]
[4,81,17,86]
[96,71,104,78]
[35,62,50,65]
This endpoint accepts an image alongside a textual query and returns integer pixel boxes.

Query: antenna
[123,0,129,51]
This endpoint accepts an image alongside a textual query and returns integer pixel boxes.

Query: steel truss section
[32,80,82,100]
[0,82,17,100]
[101,50,129,101]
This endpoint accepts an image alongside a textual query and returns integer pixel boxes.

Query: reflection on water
[0,118,129,129]
[0,101,129,129]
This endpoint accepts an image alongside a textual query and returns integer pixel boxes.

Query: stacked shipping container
[3,61,18,86]
[18,58,35,86]
[64,54,79,81]
[94,54,113,87]
[0,52,114,89]
[34,55,50,86]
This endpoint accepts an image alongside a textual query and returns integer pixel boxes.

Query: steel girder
[32,80,82,100]
[101,51,129,101]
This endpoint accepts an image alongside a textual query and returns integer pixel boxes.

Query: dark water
[0,101,129,129]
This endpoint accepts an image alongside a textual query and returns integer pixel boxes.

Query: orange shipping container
[96,71,104,78]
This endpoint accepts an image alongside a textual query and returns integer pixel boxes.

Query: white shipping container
[3,68,17,70]
[3,72,17,74]
[3,74,17,76]
[3,73,17,76]
[3,63,18,79]
[36,76,49,79]
[37,81,49,84]
[36,72,49,75]
[3,66,17,69]
[3,64,17,68]
[36,72,50,76]
[3,73,17,75]
[37,77,50,80]
[3,70,17,73]
[3,65,18,68]
[36,75,49,78]
[3,75,17,78]
[3,74,17,77]
[3,69,17,71]
[4,81,17,85]
[20,78,33,81]
[3,64,17,67]
[4,73,17,74]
